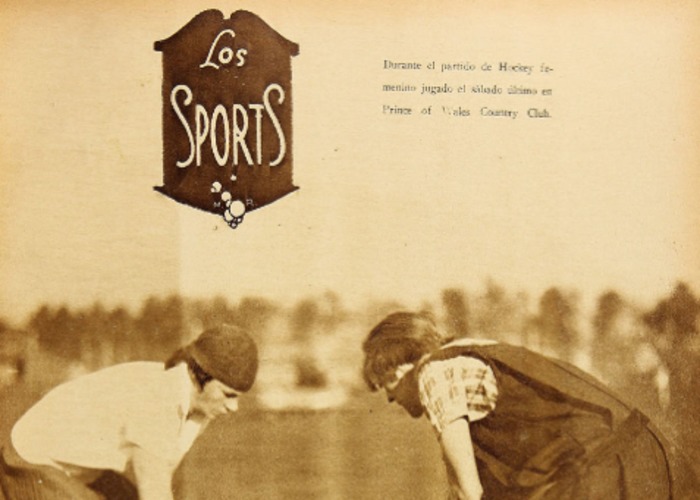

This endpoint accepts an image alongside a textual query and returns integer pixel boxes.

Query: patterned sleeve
[418,356,498,434]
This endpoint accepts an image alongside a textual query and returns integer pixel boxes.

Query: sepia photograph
[1,1,699,498]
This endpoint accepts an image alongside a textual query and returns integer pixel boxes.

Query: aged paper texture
[1,1,699,498]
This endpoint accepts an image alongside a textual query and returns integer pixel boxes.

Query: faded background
[1,1,699,498]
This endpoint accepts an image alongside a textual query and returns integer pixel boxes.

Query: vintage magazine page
[1,1,699,498]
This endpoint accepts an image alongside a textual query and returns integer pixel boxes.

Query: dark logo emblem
[154,10,299,229]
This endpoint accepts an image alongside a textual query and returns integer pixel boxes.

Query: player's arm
[130,445,176,500]
[418,357,497,500]
[440,418,483,500]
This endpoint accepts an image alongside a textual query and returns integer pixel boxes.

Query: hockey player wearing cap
[1,325,258,500]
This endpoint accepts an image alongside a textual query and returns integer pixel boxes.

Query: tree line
[1,282,698,455]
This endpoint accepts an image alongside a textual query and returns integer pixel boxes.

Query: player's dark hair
[362,311,444,391]
[165,348,213,389]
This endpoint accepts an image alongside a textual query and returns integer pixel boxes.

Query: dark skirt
[477,413,699,499]
[0,448,138,500]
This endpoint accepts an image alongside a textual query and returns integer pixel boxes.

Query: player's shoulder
[423,338,497,368]
[420,338,498,378]
[90,360,166,378]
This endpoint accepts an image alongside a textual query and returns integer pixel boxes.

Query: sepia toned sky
[1,0,699,324]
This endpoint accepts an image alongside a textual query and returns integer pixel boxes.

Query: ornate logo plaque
[154,10,299,229]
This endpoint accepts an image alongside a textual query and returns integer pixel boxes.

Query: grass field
[174,405,448,500]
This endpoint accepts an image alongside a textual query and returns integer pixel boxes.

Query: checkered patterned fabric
[418,356,498,434]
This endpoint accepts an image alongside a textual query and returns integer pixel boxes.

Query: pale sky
[1,0,699,324]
